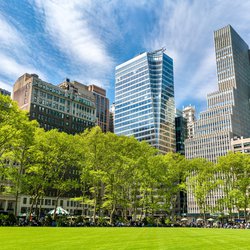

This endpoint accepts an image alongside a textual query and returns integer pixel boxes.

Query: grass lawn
[1,227,250,250]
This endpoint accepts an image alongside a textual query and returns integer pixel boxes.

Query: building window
[23,198,27,205]
[45,199,51,206]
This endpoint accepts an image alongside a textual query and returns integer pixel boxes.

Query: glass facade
[175,114,187,155]
[115,49,175,154]
[88,85,110,132]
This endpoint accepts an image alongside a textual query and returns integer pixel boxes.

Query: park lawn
[1,227,250,250]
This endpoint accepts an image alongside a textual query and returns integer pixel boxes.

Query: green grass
[1,227,250,250]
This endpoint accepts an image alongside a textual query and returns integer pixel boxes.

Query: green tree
[28,129,80,218]
[157,153,188,220]
[217,152,250,220]
[0,94,38,215]
[79,127,106,222]
[188,158,218,221]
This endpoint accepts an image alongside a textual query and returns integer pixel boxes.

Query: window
[45,199,51,206]
[7,202,13,210]
[23,197,27,204]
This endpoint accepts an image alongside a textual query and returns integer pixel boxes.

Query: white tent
[48,206,69,215]
[207,218,214,222]
[196,218,204,222]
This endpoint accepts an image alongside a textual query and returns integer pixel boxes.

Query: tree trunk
[38,195,43,219]
[92,187,97,223]
[110,206,116,225]
[53,192,60,220]
[29,195,38,221]
[14,190,19,217]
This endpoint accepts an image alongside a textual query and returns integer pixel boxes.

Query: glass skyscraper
[115,48,175,154]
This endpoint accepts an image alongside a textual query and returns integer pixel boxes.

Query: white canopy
[48,206,69,215]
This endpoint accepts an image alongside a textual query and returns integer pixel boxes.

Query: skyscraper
[109,103,115,133]
[182,105,196,139]
[175,109,187,155]
[185,25,250,162]
[185,25,250,215]
[114,48,175,154]
[88,84,110,132]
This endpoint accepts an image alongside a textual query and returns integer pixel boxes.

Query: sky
[1,0,250,114]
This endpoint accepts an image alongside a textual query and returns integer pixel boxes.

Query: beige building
[0,194,88,216]
[231,136,250,153]
[13,73,96,134]
[182,105,196,139]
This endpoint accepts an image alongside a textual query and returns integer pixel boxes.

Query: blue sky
[1,0,250,113]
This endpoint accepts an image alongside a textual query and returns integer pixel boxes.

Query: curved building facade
[115,49,175,154]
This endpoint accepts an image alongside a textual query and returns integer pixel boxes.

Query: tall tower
[109,103,115,133]
[88,84,110,132]
[182,105,196,139]
[185,25,250,162]
[115,48,175,154]
[185,25,250,215]
[175,109,187,155]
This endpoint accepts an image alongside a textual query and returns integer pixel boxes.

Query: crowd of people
[1,213,250,229]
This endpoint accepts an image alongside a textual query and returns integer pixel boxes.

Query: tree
[27,129,80,218]
[217,152,250,220]
[188,158,218,221]
[157,153,188,219]
[78,127,106,222]
[0,94,38,215]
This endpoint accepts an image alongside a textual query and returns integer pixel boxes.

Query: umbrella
[207,218,214,222]
[181,218,188,221]
[196,218,204,222]
[48,206,69,215]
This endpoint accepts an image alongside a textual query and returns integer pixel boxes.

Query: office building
[231,136,250,153]
[0,194,86,216]
[13,73,96,134]
[185,25,250,215]
[175,109,187,155]
[115,48,175,154]
[185,25,250,162]
[88,84,110,132]
[109,103,115,133]
[182,105,196,139]
[0,88,11,96]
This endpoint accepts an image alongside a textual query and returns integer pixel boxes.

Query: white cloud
[0,11,47,88]
[0,53,45,81]
[147,0,250,108]
[0,15,24,49]
[34,0,115,80]
[0,81,12,93]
